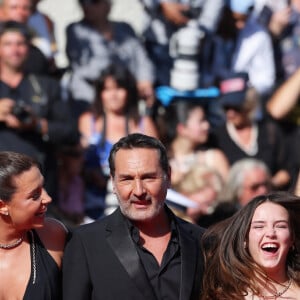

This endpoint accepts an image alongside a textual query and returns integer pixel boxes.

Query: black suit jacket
[62,207,205,300]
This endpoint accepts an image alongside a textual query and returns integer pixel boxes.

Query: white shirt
[232,16,275,95]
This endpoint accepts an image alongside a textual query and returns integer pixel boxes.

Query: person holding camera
[139,0,224,87]
[0,21,79,200]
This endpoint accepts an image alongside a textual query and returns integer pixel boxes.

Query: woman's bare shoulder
[36,218,68,266]
[38,217,68,244]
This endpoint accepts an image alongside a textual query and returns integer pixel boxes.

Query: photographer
[140,0,224,86]
[0,21,79,200]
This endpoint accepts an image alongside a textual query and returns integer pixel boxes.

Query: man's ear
[0,199,9,216]
[110,175,116,194]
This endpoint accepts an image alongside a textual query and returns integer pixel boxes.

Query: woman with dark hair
[0,151,67,299]
[201,191,300,299]
[166,100,229,180]
[165,100,229,185]
[161,100,228,222]
[79,64,158,219]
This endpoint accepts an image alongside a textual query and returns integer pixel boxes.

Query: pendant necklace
[0,235,24,249]
[259,278,292,299]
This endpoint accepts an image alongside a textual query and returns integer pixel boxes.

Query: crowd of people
[0,0,300,299]
[0,0,298,223]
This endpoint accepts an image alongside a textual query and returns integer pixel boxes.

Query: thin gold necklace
[259,278,292,299]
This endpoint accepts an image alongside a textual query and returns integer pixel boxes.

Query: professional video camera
[169,19,204,91]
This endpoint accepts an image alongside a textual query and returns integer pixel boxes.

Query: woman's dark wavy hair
[0,151,39,202]
[201,192,300,300]
[92,63,139,118]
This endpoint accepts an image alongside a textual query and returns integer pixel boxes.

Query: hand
[0,98,14,122]
[160,2,190,26]
[4,100,37,130]
[137,81,155,108]
[0,98,30,129]
[269,7,291,36]
[5,113,37,131]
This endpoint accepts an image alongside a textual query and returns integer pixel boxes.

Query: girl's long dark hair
[201,192,300,300]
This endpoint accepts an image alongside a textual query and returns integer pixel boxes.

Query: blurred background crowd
[0,0,299,227]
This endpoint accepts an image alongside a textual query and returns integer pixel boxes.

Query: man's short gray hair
[222,158,270,203]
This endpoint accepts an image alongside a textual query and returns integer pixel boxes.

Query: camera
[12,101,33,124]
[182,6,201,19]
[169,20,204,91]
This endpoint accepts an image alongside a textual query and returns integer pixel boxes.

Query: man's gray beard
[116,194,165,222]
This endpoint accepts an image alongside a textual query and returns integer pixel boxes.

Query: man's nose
[133,179,145,196]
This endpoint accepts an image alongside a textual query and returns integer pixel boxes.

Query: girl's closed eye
[251,222,264,229]
[253,225,264,229]
[276,223,288,229]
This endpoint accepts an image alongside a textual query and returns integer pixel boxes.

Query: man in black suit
[63,133,205,300]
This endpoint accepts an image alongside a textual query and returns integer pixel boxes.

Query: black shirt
[25,45,50,75]
[0,75,79,198]
[212,120,288,175]
[127,215,181,300]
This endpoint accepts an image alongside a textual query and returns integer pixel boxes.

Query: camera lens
[12,101,32,124]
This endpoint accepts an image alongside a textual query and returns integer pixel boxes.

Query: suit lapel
[106,209,157,300]
[178,220,200,300]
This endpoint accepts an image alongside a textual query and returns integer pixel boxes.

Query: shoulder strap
[28,74,48,105]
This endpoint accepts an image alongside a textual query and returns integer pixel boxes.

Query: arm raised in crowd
[267,67,300,120]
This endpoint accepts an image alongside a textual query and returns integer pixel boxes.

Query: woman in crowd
[79,63,158,218]
[165,100,229,187]
[212,72,290,189]
[201,191,300,299]
[0,151,67,299]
